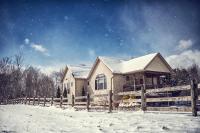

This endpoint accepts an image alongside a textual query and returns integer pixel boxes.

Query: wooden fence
[0,90,113,113]
[0,81,199,116]
[117,80,200,116]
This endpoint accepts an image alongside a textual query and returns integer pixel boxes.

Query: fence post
[51,97,53,106]
[28,97,30,105]
[109,90,113,113]
[5,97,8,105]
[43,96,46,106]
[86,92,90,111]
[38,96,40,105]
[60,96,63,108]
[24,97,26,104]
[33,97,35,105]
[141,85,146,111]
[72,94,75,107]
[191,79,198,117]
[25,97,27,104]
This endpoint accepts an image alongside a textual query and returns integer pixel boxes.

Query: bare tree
[188,64,200,82]
[0,57,13,98]
[51,68,65,96]
[11,52,24,98]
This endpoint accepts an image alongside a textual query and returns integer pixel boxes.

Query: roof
[65,65,91,79]
[98,56,124,73]
[95,53,172,75]
[69,65,91,79]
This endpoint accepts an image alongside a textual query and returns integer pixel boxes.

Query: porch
[122,71,171,92]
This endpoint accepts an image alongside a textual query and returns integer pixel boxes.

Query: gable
[145,55,171,73]
[89,59,113,81]
[62,66,68,83]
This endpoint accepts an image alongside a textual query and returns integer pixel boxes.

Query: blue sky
[0,0,200,73]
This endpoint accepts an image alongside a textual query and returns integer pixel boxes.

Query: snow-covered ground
[0,105,200,133]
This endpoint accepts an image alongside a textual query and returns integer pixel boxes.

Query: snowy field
[0,105,200,133]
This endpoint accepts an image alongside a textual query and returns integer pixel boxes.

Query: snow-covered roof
[67,65,91,79]
[98,56,124,73]
[99,53,163,74]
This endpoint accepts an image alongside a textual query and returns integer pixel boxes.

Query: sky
[0,0,200,74]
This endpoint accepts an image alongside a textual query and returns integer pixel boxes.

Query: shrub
[122,95,130,100]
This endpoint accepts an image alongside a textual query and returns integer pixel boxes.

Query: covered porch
[122,71,171,92]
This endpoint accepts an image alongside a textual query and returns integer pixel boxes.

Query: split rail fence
[0,90,113,113]
[117,80,200,116]
[0,80,199,116]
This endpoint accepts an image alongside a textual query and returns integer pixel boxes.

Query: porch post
[152,76,154,89]
[142,73,147,111]
[133,77,136,91]
[143,73,146,91]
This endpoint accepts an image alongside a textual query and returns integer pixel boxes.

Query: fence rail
[117,80,199,116]
[0,90,113,113]
[0,82,199,116]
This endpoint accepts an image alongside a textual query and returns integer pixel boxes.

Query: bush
[130,95,135,99]
[122,95,130,100]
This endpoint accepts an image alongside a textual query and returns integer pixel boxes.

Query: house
[87,53,173,105]
[62,65,90,102]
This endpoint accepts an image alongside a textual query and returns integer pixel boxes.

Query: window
[82,87,85,96]
[126,76,130,81]
[95,74,107,90]
[140,79,143,84]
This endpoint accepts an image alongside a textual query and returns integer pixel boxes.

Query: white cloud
[31,44,47,52]
[166,50,200,68]
[36,64,65,75]
[177,39,193,51]
[24,38,30,44]
[30,43,50,56]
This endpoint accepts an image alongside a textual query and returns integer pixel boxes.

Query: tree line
[172,64,200,86]
[0,53,64,99]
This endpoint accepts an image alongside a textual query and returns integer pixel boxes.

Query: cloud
[177,39,193,51]
[30,43,50,56]
[36,63,65,75]
[24,38,30,44]
[31,44,47,52]
[166,50,200,68]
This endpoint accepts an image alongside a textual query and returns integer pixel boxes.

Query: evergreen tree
[56,86,61,98]
[63,87,67,98]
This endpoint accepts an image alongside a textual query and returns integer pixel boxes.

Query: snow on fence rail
[117,80,199,116]
[0,90,114,113]
[0,81,199,116]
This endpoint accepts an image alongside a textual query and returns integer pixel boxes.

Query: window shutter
[95,80,97,90]
[104,76,107,89]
